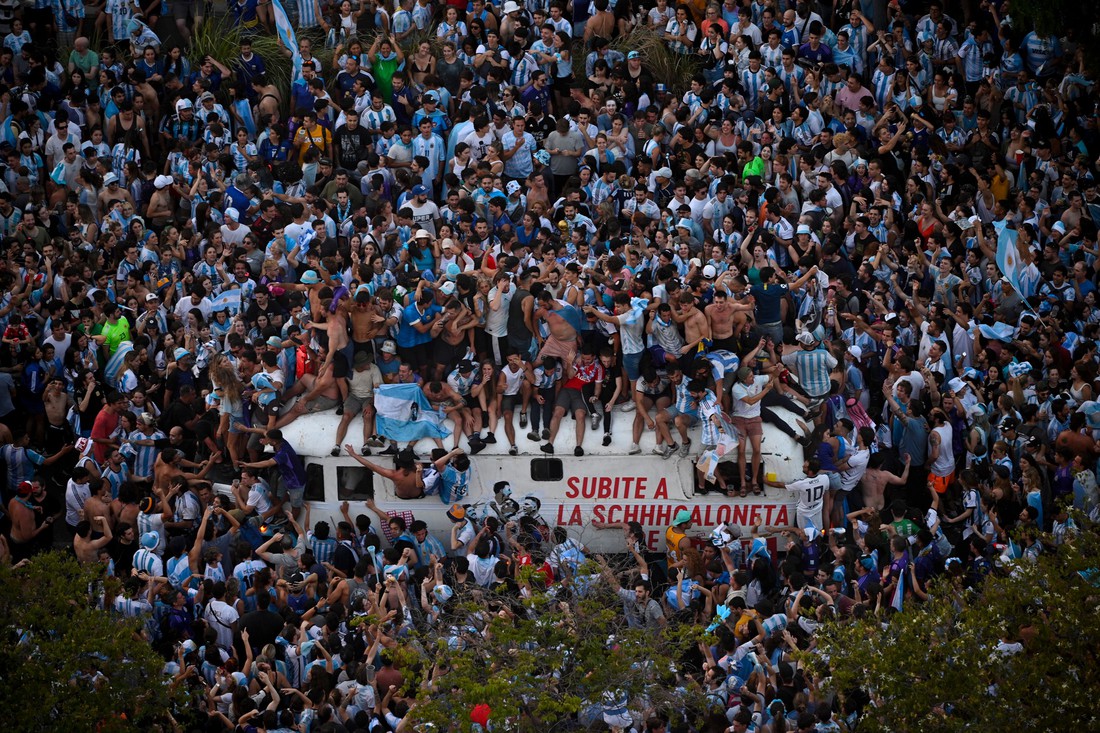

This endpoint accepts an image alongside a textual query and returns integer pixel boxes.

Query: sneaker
[361,445,371,456]
[618,401,636,413]
[679,438,692,458]
[330,445,341,457]
[368,435,385,448]
[660,444,676,459]
[574,446,585,457]
[335,405,343,416]
[602,432,612,447]
[519,412,528,429]
[483,432,497,444]
[590,410,600,430]
[527,430,540,442]
[508,445,518,456]
[541,428,550,441]
[380,444,398,455]
[541,443,555,454]
[629,443,641,455]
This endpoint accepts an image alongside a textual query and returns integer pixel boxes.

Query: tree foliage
[401,563,704,732]
[0,552,180,733]
[806,520,1100,732]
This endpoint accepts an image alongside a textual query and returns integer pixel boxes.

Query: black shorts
[332,351,350,379]
[463,393,480,410]
[501,393,521,413]
[398,343,429,371]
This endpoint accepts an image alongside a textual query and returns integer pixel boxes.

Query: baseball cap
[457,359,475,373]
[440,281,457,296]
[447,504,466,521]
[947,377,968,393]
[154,174,173,189]
[655,167,673,179]
[140,531,160,549]
[198,91,215,103]
[673,509,692,526]
[265,336,283,349]
[796,224,812,235]
[381,340,398,355]
[627,51,641,59]
[411,183,429,196]
[301,270,321,284]
[796,331,818,346]
[103,172,119,186]
[999,417,1020,431]
[423,90,439,102]
[175,98,193,112]
[702,264,717,279]
[16,480,32,497]
[224,207,240,222]
[414,228,432,239]
[847,345,862,360]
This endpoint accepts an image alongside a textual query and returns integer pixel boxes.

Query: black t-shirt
[335,125,372,167]
[161,399,197,434]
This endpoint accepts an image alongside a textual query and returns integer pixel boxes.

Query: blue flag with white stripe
[375,383,451,442]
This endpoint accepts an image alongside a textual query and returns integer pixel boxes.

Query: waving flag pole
[994,226,1040,316]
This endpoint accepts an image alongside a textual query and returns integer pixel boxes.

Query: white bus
[270,405,807,553]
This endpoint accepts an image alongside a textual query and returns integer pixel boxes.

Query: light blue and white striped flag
[210,289,242,314]
[271,0,298,55]
[995,226,1024,296]
[891,564,906,612]
[375,383,451,442]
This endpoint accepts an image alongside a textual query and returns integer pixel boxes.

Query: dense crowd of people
[0,0,1098,730]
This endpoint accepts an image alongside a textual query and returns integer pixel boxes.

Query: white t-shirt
[204,599,240,651]
[839,447,870,492]
[731,375,769,418]
[466,554,499,587]
[787,474,829,527]
[930,423,955,477]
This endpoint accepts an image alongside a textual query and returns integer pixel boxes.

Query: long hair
[210,354,243,404]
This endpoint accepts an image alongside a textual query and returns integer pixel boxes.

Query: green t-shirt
[891,518,919,539]
[101,317,131,355]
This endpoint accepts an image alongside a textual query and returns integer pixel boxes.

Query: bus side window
[338,466,375,501]
[530,458,563,482]
[304,463,325,502]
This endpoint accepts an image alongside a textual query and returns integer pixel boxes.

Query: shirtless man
[82,478,114,530]
[534,289,580,364]
[43,378,74,454]
[859,453,911,510]
[345,286,390,355]
[252,76,283,125]
[152,447,216,494]
[344,445,427,499]
[277,344,342,427]
[8,479,59,561]
[74,515,113,563]
[433,302,478,376]
[671,291,711,374]
[706,287,753,352]
[422,379,470,450]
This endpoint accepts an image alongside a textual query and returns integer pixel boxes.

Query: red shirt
[90,408,119,464]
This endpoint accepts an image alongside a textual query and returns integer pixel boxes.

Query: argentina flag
[375,383,451,442]
[995,226,1025,297]
[209,289,242,314]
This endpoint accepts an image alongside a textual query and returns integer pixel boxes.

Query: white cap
[381,340,398,354]
[414,229,432,239]
[796,331,818,346]
[796,224,812,235]
[440,281,456,296]
[655,167,673,179]
[947,377,968,393]
[224,207,240,222]
[847,345,862,360]
[153,174,173,189]
[503,0,521,12]
[702,264,717,279]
